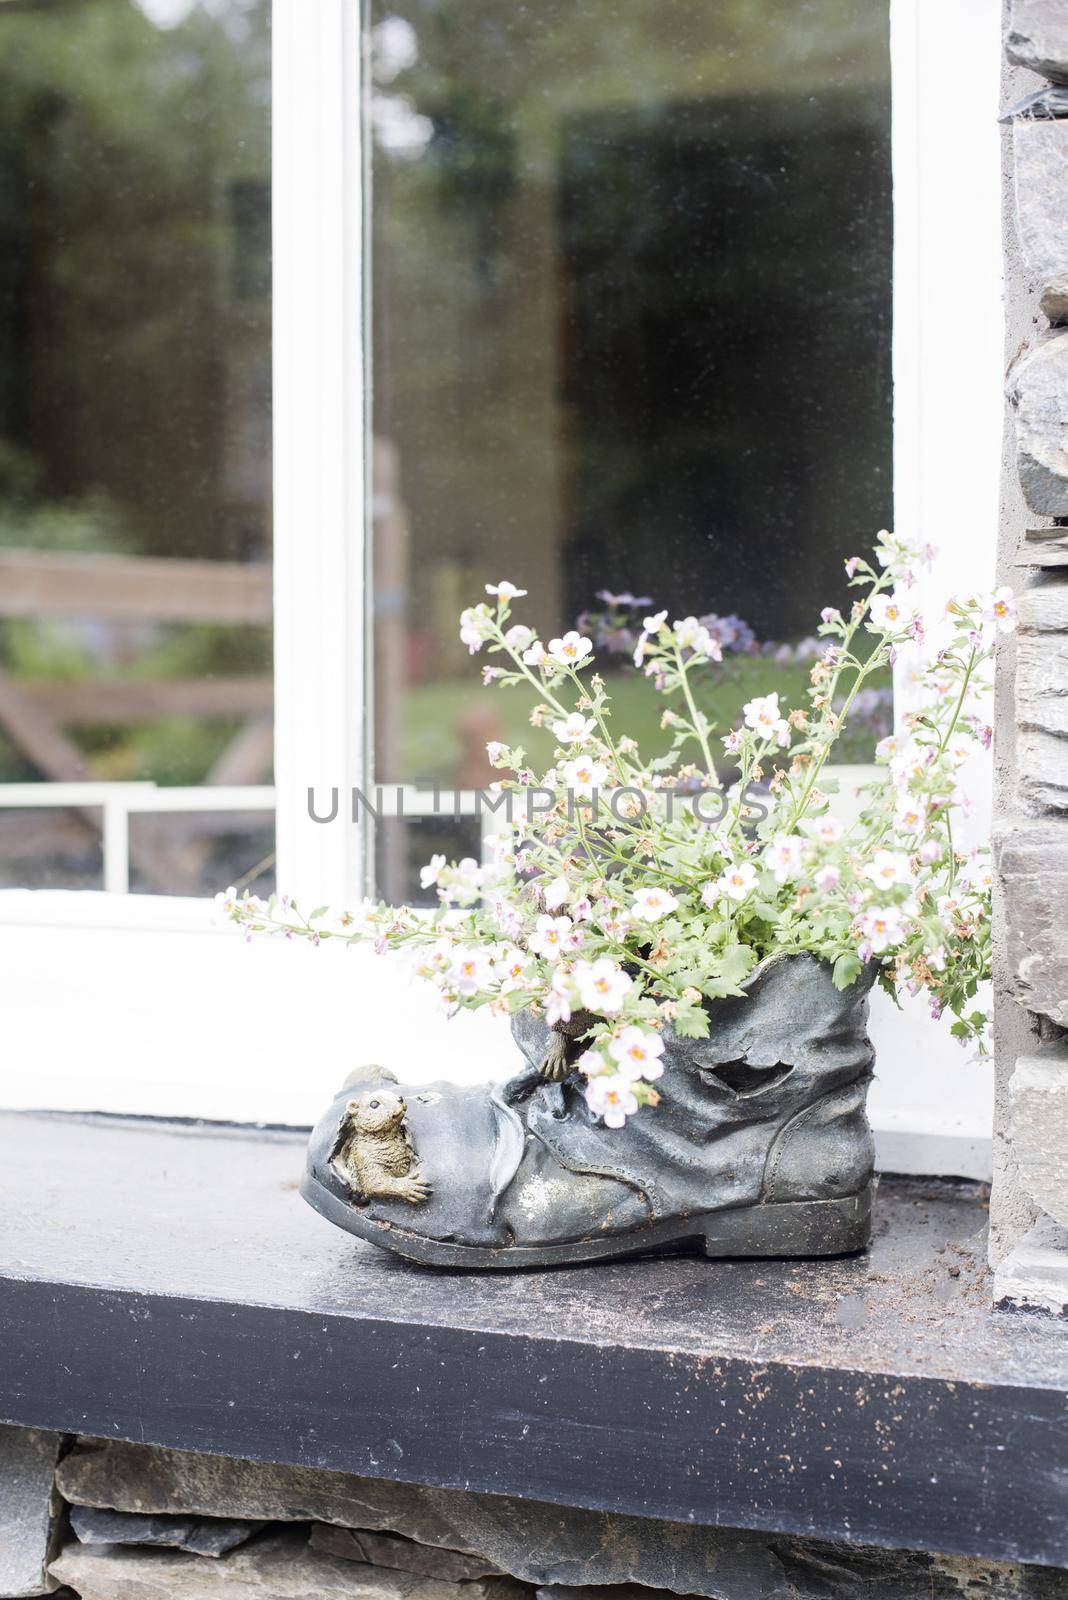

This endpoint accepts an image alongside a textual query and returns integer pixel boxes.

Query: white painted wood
[0,1,1002,1179]
[272,0,367,907]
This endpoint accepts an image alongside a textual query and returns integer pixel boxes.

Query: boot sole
[300,1173,874,1271]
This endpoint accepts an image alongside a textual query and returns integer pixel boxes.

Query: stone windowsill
[1,1112,1067,1570]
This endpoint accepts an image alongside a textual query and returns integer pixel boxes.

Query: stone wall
[991,0,1068,1311]
[3,1430,1067,1600]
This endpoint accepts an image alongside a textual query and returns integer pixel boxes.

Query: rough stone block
[1006,0,1068,83]
[1014,120,1068,321]
[1015,584,1068,808]
[69,1506,262,1558]
[309,1526,502,1580]
[50,1529,531,1600]
[1020,528,1068,568]
[994,1211,1068,1315]
[1010,1050,1068,1225]
[542,1557,1068,1600]
[0,1425,64,1598]
[1007,333,1068,515]
[994,817,1068,1022]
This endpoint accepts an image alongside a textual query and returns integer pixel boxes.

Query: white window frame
[0,0,1002,1181]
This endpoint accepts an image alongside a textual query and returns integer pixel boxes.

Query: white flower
[874,734,902,764]
[609,1026,666,1081]
[937,894,964,922]
[545,967,576,1025]
[863,849,913,889]
[983,586,1016,634]
[743,692,791,748]
[959,859,994,893]
[494,946,531,991]
[486,741,510,768]
[927,944,946,972]
[547,631,593,667]
[858,904,905,954]
[504,623,535,650]
[459,604,495,653]
[919,837,943,865]
[485,581,527,599]
[584,1072,639,1128]
[894,793,927,833]
[575,958,633,1016]
[441,856,483,905]
[553,712,597,745]
[563,756,608,797]
[214,885,239,919]
[643,610,668,632]
[522,641,549,667]
[867,592,915,633]
[448,947,492,996]
[815,864,840,892]
[630,886,679,922]
[709,861,758,903]
[674,616,722,658]
[807,815,843,844]
[528,914,574,962]
[419,853,447,890]
[543,875,570,911]
[766,833,806,884]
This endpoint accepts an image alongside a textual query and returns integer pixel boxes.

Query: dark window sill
[1,1111,1066,1568]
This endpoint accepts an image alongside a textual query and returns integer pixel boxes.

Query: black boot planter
[301,952,877,1270]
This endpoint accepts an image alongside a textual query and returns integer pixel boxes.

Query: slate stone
[1010,1050,1068,1226]
[309,1526,503,1579]
[0,1425,64,1599]
[1007,333,1068,515]
[1014,582,1068,811]
[1006,0,1068,83]
[996,817,1068,1024]
[1014,120,1068,322]
[994,1212,1068,1315]
[1020,527,1068,567]
[69,1505,262,1558]
[50,1529,531,1600]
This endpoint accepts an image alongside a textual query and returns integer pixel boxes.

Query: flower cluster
[222,546,1008,1127]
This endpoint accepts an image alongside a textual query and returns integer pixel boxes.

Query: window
[0,0,1002,1180]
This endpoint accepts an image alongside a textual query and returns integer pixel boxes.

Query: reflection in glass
[368,0,893,902]
[0,0,271,894]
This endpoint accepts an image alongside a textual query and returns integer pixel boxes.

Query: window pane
[0,0,271,896]
[368,0,892,803]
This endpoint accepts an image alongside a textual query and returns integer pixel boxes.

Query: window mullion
[272,0,367,908]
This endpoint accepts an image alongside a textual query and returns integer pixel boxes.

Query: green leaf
[309,905,329,921]
[832,952,863,991]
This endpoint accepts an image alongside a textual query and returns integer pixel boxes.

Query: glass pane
[375,814,483,909]
[368,0,892,806]
[0,0,271,895]
[128,810,274,900]
[0,806,103,890]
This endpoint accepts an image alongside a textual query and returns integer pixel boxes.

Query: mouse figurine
[330,1088,430,1206]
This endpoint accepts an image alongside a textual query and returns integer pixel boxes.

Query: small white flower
[643,609,668,632]
[448,947,492,996]
[584,1072,639,1129]
[214,885,239,919]
[894,793,927,833]
[919,837,943,865]
[547,631,593,667]
[868,592,916,634]
[874,734,901,764]
[630,886,679,922]
[485,581,527,599]
[522,641,549,667]
[486,741,510,768]
[807,815,843,844]
[927,944,946,972]
[983,586,1016,634]
[545,967,576,1025]
[709,861,758,903]
[528,914,574,962]
[543,875,571,911]
[504,623,534,650]
[419,853,448,890]
[575,958,633,1016]
[863,849,913,889]
[553,711,597,745]
[815,864,840,892]
[609,1025,666,1081]
[459,603,495,653]
[563,756,608,797]
[674,616,721,658]
[766,834,806,884]
[743,692,791,748]
[858,904,905,954]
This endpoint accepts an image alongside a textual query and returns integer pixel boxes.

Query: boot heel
[699,1183,874,1259]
